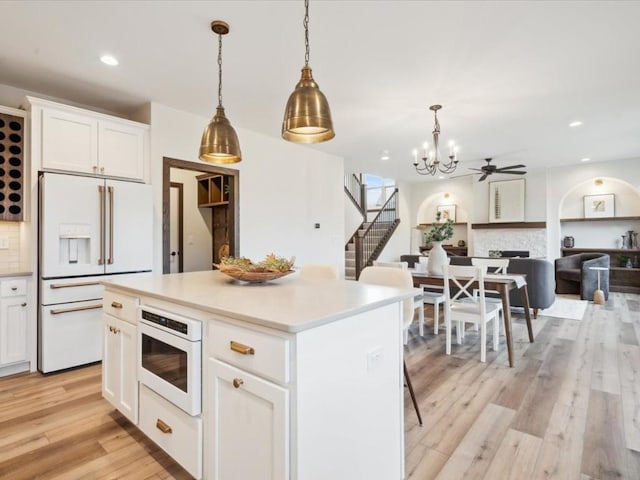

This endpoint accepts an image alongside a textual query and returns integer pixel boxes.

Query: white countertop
[102,270,417,333]
[0,269,32,278]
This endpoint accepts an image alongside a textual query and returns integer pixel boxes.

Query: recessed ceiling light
[438,176,445,180]
[100,55,119,66]
[581,157,590,162]
[380,150,390,161]
[569,121,583,127]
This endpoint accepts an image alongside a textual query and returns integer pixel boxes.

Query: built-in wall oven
[138,306,202,416]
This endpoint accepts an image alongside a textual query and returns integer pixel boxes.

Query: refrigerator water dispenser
[58,224,91,265]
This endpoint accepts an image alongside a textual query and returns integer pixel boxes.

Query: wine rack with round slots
[0,113,24,221]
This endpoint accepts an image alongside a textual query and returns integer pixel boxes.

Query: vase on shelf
[426,241,449,275]
[631,231,638,249]
[621,234,628,249]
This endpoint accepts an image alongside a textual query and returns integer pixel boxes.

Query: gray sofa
[401,255,555,318]
[555,253,610,301]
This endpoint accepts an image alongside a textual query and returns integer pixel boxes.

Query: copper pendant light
[199,20,242,163]
[282,0,335,144]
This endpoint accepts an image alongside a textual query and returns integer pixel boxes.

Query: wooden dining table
[410,269,535,367]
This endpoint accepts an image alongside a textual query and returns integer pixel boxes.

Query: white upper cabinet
[27,97,149,183]
[98,120,145,180]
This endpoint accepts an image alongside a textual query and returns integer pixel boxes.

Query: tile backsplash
[0,221,23,270]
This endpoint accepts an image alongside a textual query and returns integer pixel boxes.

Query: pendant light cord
[217,33,223,107]
[304,0,310,66]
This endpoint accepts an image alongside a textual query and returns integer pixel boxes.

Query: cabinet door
[102,315,138,424]
[0,296,28,365]
[102,315,119,406]
[207,359,289,480]
[118,319,138,424]
[42,108,98,174]
[98,120,145,181]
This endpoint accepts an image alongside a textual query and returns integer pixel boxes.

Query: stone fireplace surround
[472,228,547,258]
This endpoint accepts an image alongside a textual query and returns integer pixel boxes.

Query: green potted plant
[619,255,632,268]
[424,212,454,274]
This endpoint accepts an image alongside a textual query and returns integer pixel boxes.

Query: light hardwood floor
[0,293,638,479]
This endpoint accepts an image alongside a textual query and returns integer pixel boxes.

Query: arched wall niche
[415,191,470,251]
[558,176,640,249]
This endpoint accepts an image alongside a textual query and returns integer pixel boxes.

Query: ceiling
[1,1,639,183]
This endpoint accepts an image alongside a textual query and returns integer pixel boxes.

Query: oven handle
[50,304,103,315]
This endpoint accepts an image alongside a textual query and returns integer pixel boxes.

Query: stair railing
[354,188,399,278]
[344,173,366,217]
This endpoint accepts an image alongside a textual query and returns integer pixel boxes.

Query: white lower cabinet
[207,358,289,480]
[102,313,138,424]
[0,295,28,365]
[139,385,203,479]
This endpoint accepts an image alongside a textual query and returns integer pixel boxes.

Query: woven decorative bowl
[219,269,294,283]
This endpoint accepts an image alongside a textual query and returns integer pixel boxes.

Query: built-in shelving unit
[197,174,229,207]
[416,222,467,230]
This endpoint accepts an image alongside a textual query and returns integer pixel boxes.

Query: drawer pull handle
[11,287,17,291]
[230,341,255,355]
[21,302,27,307]
[51,304,102,315]
[50,281,101,289]
[111,301,123,309]
[156,419,173,434]
[232,378,244,389]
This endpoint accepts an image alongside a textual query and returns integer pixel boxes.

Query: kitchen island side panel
[293,302,404,480]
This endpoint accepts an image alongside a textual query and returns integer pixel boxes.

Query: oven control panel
[139,306,202,341]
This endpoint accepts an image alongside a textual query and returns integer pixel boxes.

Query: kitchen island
[102,270,416,480]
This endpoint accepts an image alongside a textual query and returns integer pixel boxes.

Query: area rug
[540,294,588,320]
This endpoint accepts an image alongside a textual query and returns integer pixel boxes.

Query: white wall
[149,103,345,275]
[169,168,213,272]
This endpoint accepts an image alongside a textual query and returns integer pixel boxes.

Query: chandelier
[412,105,459,176]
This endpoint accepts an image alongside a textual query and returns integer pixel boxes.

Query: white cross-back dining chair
[372,261,425,339]
[359,265,422,425]
[467,257,508,336]
[443,264,501,362]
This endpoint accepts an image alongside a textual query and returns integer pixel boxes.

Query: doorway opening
[162,157,239,274]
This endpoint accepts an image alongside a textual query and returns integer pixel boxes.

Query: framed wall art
[437,204,456,223]
[489,179,525,223]
[583,193,614,218]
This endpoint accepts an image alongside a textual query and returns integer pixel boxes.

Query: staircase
[344,174,400,280]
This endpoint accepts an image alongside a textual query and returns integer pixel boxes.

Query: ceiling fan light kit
[412,105,459,176]
[282,0,335,144]
[199,20,242,164]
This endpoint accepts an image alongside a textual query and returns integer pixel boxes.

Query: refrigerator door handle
[108,186,114,265]
[98,185,105,265]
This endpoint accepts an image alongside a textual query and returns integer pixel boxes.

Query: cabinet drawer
[103,290,138,324]
[42,277,103,305]
[139,385,202,479]
[1,279,27,297]
[209,322,290,384]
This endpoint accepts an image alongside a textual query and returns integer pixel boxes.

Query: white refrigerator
[39,172,153,373]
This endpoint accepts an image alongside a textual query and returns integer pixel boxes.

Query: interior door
[105,179,153,274]
[169,183,183,273]
[40,173,104,278]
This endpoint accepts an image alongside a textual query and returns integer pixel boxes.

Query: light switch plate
[0,236,8,250]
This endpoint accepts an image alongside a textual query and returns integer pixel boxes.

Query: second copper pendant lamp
[199,20,242,164]
[282,0,335,143]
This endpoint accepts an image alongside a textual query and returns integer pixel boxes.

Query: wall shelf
[471,221,546,230]
[560,216,640,223]
[197,174,229,207]
[416,222,467,230]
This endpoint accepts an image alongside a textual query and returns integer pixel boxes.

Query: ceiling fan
[469,158,527,182]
